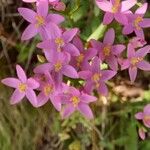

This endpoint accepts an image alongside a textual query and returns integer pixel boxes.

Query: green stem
[87,23,107,42]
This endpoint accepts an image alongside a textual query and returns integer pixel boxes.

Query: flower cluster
[1,0,150,132]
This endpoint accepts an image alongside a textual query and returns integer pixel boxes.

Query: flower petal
[37,0,48,17]
[91,57,101,73]
[127,43,135,58]
[98,82,108,96]
[122,24,133,35]
[136,45,150,57]
[140,18,150,28]
[134,29,144,39]
[73,36,84,51]
[103,12,114,25]
[78,103,94,119]
[84,81,93,94]
[103,28,115,45]
[80,93,97,103]
[50,95,62,111]
[112,44,126,55]
[37,92,49,107]
[21,24,38,41]
[1,78,20,88]
[106,55,118,71]
[34,63,52,74]
[121,0,136,12]
[16,65,27,83]
[61,104,75,119]
[96,1,113,12]
[18,8,36,23]
[26,88,37,107]
[47,14,65,24]
[135,112,143,120]
[137,60,150,71]
[129,67,137,83]
[101,70,116,81]
[10,89,25,104]
[78,71,92,80]
[114,13,128,25]
[135,3,148,15]
[62,65,79,78]
[27,78,39,89]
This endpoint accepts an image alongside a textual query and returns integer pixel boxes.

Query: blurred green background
[0,0,150,149]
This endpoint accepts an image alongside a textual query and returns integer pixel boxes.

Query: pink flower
[70,36,97,70]
[79,57,116,95]
[96,0,137,25]
[37,28,79,60]
[135,104,150,128]
[1,65,39,106]
[91,28,125,70]
[123,3,150,39]
[138,127,146,140]
[60,85,97,119]
[120,44,150,82]
[129,37,147,49]
[18,0,64,40]
[36,71,62,111]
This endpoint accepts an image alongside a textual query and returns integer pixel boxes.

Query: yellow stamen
[134,16,143,30]
[35,15,45,27]
[44,84,53,96]
[130,57,143,66]
[92,73,102,88]
[103,45,111,56]
[55,38,64,52]
[18,83,27,92]
[112,0,120,13]
[76,54,84,67]
[54,61,62,72]
[71,96,80,107]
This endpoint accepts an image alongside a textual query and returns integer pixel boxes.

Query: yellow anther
[54,61,62,72]
[134,16,143,30]
[92,73,101,83]
[71,96,80,107]
[112,0,120,13]
[44,84,53,96]
[76,54,84,67]
[103,45,111,56]
[131,57,143,66]
[18,83,27,92]
[35,15,45,27]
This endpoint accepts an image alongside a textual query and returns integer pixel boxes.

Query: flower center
[76,53,84,67]
[55,38,64,52]
[54,61,62,72]
[18,83,27,92]
[134,16,143,30]
[112,0,120,13]
[43,84,53,96]
[103,45,111,56]
[92,73,102,88]
[130,57,143,66]
[35,15,45,27]
[71,96,80,107]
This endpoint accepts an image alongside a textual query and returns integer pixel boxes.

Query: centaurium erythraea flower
[1,65,39,106]
[96,0,137,25]
[123,3,150,39]
[60,84,97,119]
[79,57,116,95]
[120,44,150,82]
[90,28,126,70]
[18,0,64,40]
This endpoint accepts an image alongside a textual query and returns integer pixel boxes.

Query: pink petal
[144,104,150,114]
[135,3,148,15]
[112,44,126,55]
[121,0,136,12]
[129,67,137,83]
[16,65,27,83]
[90,39,103,50]
[50,95,61,111]
[140,18,150,28]
[47,14,64,24]
[62,104,75,119]
[96,1,113,12]
[85,48,97,59]
[120,59,130,70]
[137,60,150,71]
[53,2,66,11]
[101,70,116,81]
[23,0,36,2]
[138,128,146,140]
[114,13,128,25]
[26,88,37,107]
[136,45,150,57]
[21,24,38,41]
[103,12,114,25]
[27,78,39,89]
[78,103,94,119]
[84,81,93,94]
[62,65,79,78]
[73,36,84,51]
[37,0,48,17]
[122,24,133,35]
[37,40,56,50]
[63,43,80,56]
[1,78,20,88]
[91,57,101,73]
[135,112,143,120]
[10,89,25,104]
[135,29,144,39]
[98,82,108,96]
[37,92,49,107]
[62,28,78,43]
[103,28,115,45]
[80,93,97,103]
[34,63,52,74]
[18,8,36,23]
[78,71,92,80]
[106,55,118,71]
[127,44,135,58]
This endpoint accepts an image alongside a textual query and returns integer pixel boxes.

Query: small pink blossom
[60,85,97,119]
[1,65,39,106]
[138,127,146,140]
